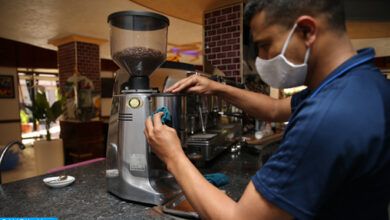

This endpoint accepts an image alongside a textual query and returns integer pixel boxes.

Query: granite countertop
[0,144,276,219]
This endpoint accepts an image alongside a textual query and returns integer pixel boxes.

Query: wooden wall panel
[347,22,390,39]
[0,37,57,68]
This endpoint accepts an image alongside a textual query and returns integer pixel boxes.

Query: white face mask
[255,23,311,89]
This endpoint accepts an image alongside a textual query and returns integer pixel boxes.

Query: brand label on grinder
[129,154,146,171]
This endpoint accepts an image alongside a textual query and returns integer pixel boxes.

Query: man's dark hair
[244,0,346,32]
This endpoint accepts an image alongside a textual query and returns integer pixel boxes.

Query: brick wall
[58,41,101,93]
[58,42,75,93]
[204,3,242,82]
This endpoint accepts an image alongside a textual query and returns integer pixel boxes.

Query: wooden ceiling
[130,0,390,39]
[130,0,245,25]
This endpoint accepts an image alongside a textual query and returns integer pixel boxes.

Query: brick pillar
[49,35,107,164]
[204,3,243,82]
[49,35,107,94]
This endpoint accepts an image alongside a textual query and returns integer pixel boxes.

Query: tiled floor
[2,146,39,184]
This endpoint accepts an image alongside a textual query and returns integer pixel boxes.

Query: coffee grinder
[105,11,182,205]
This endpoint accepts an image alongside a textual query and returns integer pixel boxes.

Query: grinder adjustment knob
[128,97,142,108]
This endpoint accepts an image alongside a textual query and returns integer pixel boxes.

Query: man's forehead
[250,10,268,33]
[250,10,275,41]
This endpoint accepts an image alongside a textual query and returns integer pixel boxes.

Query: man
[144,0,390,219]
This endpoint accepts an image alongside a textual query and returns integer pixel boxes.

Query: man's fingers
[145,116,153,132]
[165,82,179,93]
[153,112,164,128]
[165,78,189,93]
[143,129,149,139]
[172,76,199,93]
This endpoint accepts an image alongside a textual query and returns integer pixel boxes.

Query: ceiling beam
[48,35,107,47]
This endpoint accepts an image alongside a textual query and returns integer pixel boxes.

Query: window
[18,69,60,143]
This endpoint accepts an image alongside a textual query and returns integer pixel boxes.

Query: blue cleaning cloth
[204,173,229,187]
[151,107,172,124]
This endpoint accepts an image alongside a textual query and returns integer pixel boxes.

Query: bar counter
[0,145,277,219]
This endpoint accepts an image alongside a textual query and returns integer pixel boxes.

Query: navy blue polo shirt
[252,48,390,220]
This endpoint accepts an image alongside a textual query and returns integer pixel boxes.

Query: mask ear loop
[303,47,311,64]
[281,23,298,55]
[281,23,311,64]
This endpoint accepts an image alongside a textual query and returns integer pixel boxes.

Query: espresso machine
[105,11,184,205]
[185,76,243,165]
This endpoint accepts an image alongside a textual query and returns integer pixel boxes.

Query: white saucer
[43,176,75,188]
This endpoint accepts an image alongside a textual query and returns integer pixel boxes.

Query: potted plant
[26,86,65,175]
[20,109,33,133]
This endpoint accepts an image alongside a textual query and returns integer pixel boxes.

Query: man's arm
[144,113,294,220]
[215,83,292,122]
[168,150,293,220]
[165,75,291,122]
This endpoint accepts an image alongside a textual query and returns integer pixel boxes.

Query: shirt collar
[310,47,376,94]
[293,47,376,102]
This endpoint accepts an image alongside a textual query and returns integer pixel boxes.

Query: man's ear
[296,16,317,47]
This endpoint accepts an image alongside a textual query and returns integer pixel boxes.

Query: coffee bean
[113,47,165,76]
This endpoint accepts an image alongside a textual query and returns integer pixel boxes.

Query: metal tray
[162,194,199,219]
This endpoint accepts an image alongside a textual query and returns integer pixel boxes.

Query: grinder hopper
[108,11,169,90]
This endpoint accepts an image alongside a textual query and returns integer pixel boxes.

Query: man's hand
[165,74,220,95]
[144,112,185,166]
